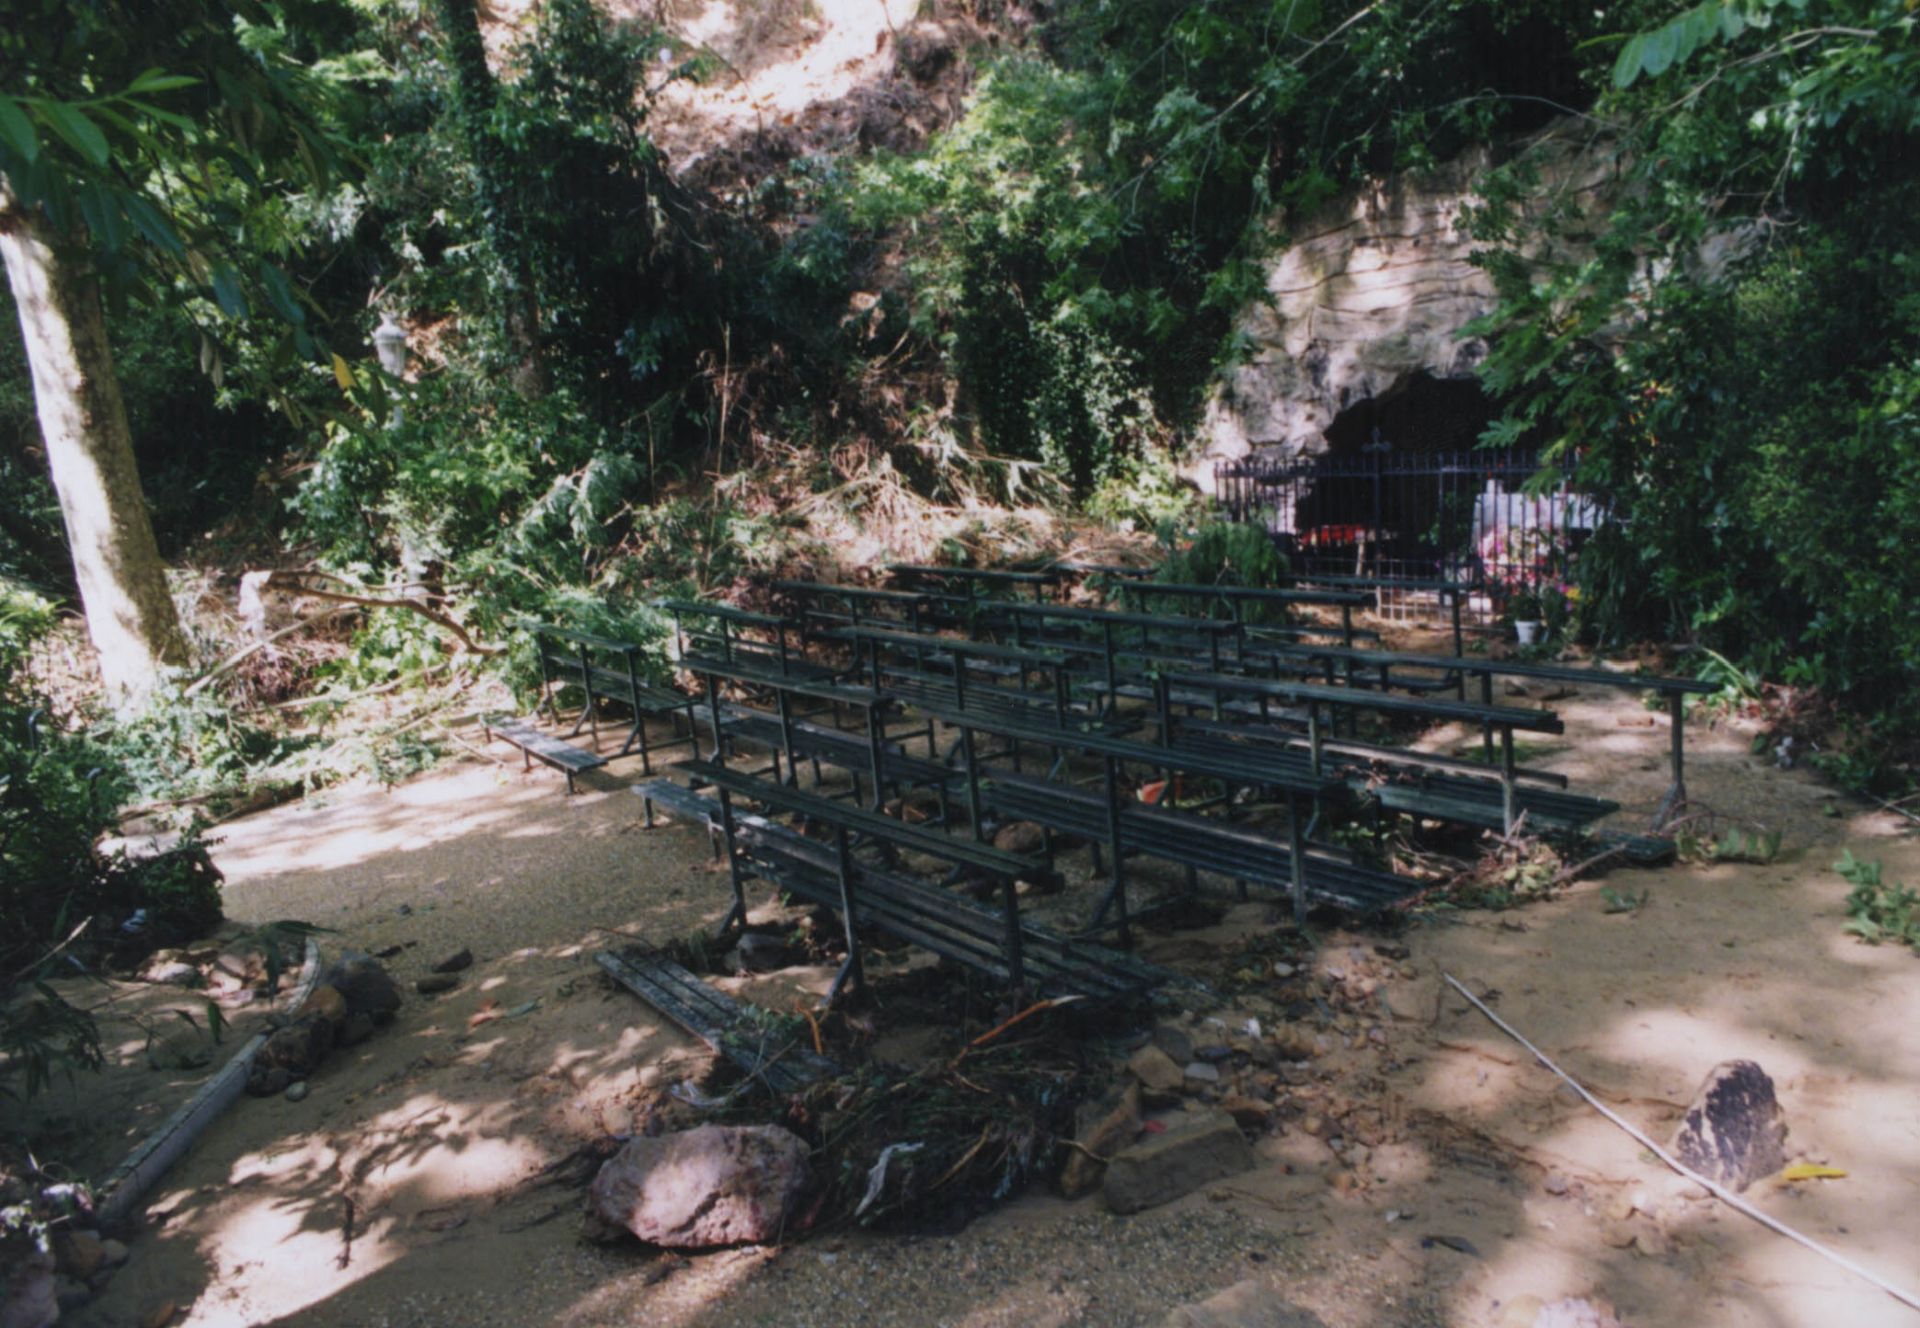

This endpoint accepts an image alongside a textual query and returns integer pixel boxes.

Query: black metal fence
[1214,447,1600,622]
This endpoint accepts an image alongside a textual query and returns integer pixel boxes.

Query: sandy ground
[61,674,1920,1328]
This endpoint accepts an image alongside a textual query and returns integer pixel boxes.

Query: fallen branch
[260,571,501,656]
[184,605,354,696]
[1442,972,1920,1316]
[1549,843,1629,889]
[1867,793,1920,828]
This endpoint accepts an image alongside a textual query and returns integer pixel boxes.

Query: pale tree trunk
[0,185,188,696]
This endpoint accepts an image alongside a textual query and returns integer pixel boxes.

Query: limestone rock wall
[1198,125,1623,483]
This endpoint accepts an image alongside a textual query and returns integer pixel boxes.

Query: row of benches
[490,577,1710,1009]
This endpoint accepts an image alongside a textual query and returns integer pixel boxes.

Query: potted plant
[1507,589,1545,644]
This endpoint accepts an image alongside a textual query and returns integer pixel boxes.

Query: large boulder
[590,1125,811,1248]
[1671,1059,1788,1192]
[1103,1110,1255,1214]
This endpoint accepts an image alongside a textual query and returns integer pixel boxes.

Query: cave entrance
[1215,373,1602,623]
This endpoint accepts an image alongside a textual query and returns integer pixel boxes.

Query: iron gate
[1214,446,1600,622]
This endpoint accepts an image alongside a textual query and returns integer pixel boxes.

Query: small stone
[1494,1295,1545,1328]
[1544,1172,1570,1196]
[1103,1110,1255,1214]
[1150,1024,1195,1064]
[1060,1083,1142,1199]
[299,983,347,1027]
[1,1249,56,1328]
[1633,1227,1670,1258]
[336,1011,376,1048]
[991,820,1047,855]
[1271,962,1296,978]
[247,1065,293,1097]
[1128,1045,1185,1094]
[1672,1059,1788,1191]
[1270,1028,1317,1061]
[257,1017,333,1074]
[726,933,798,974]
[415,973,460,995]
[285,1080,311,1103]
[432,947,474,974]
[99,1240,129,1268]
[1601,1220,1637,1248]
[1220,1095,1275,1130]
[324,954,402,1023]
[139,955,201,987]
[1183,1061,1223,1086]
[52,1228,105,1280]
[1159,1278,1322,1327]
[1194,1044,1234,1063]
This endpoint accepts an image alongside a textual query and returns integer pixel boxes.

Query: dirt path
[68,682,1920,1328]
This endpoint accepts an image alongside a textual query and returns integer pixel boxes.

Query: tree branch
[259,571,503,656]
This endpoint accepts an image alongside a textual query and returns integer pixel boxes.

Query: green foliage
[1152,522,1289,589]
[0,982,104,1101]
[0,0,373,374]
[1675,824,1783,864]
[1469,0,1920,728]
[847,1,1637,490]
[1600,885,1650,914]
[1837,849,1920,950]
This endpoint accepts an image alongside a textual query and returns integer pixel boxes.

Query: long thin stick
[1442,973,1920,1315]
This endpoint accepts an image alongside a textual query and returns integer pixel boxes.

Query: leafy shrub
[1837,850,1920,952]
[1151,522,1288,590]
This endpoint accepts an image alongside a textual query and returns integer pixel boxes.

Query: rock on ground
[590,1125,811,1248]
[1159,1278,1328,1327]
[1128,1045,1185,1094]
[1104,1111,1256,1215]
[0,1247,57,1328]
[324,954,401,1023]
[1671,1059,1787,1192]
[1059,1083,1142,1199]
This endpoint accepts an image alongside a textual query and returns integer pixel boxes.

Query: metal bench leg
[714,788,749,938]
[1653,692,1687,828]
[1287,792,1307,923]
[825,825,865,1007]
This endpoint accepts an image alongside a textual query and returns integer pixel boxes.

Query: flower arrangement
[1477,522,1567,596]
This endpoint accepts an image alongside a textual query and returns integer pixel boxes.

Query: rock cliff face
[1198,125,1622,481]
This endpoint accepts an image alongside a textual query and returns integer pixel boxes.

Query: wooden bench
[1238,641,1718,823]
[888,563,1061,603]
[483,715,607,795]
[978,769,1411,916]
[596,949,840,1093]
[896,691,1351,939]
[1150,669,1601,834]
[657,761,1164,1003]
[525,623,697,772]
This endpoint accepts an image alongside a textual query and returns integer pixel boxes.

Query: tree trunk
[431,0,548,397]
[0,186,188,696]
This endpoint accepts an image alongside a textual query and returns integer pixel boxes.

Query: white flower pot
[1515,620,1544,646]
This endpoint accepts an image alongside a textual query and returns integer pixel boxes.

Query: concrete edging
[96,938,323,1227]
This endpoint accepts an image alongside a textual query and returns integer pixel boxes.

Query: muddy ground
[55,671,1920,1328]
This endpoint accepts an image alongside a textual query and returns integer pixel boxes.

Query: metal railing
[1215,447,1602,623]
